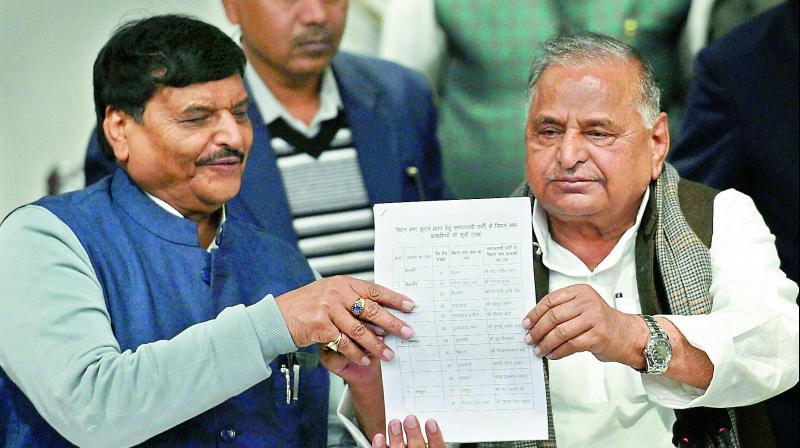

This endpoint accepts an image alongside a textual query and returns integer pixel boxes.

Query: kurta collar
[532,188,650,276]
[145,192,225,251]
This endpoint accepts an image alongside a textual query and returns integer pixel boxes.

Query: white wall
[0,1,236,219]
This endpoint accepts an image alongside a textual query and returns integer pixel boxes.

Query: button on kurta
[201,267,211,284]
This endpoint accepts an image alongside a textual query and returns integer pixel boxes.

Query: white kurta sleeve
[643,190,799,407]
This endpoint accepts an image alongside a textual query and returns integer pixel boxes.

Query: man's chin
[288,54,335,75]
[542,197,604,220]
[197,180,241,205]
[217,185,241,204]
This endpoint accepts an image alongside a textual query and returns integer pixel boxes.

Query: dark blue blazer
[670,1,799,285]
[670,3,799,447]
[85,52,447,246]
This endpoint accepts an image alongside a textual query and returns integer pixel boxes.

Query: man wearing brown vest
[333,33,798,448]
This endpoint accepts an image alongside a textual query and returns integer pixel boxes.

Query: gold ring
[325,333,343,352]
[351,297,366,316]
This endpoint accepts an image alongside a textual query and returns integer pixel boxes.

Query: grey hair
[526,33,661,128]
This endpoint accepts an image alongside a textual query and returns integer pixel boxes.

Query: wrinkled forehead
[530,61,641,113]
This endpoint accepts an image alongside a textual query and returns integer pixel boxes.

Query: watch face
[653,339,671,359]
[647,338,672,373]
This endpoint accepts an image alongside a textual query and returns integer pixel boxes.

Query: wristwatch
[638,314,672,375]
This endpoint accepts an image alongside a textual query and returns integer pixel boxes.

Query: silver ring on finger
[324,333,343,352]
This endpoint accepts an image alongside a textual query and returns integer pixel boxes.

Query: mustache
[293,26,335,47]
[545,170,602,182]
[195,146,245,166]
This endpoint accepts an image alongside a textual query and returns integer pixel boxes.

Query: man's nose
[556,130,588,169]
[213,112,245,150]
[297,0,329,24]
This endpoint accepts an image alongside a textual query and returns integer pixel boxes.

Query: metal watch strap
[640,314,667,339]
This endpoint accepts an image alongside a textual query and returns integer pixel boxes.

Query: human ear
[103,106,131,163]
[650,112,669,180]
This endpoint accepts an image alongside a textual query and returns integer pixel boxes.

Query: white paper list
[374,198,548,443]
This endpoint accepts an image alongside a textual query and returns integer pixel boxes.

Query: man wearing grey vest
[338,33,798,448]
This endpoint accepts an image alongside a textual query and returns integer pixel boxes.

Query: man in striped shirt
[221,0,446,282]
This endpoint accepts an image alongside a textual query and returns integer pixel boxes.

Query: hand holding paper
[372,198,548,443]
